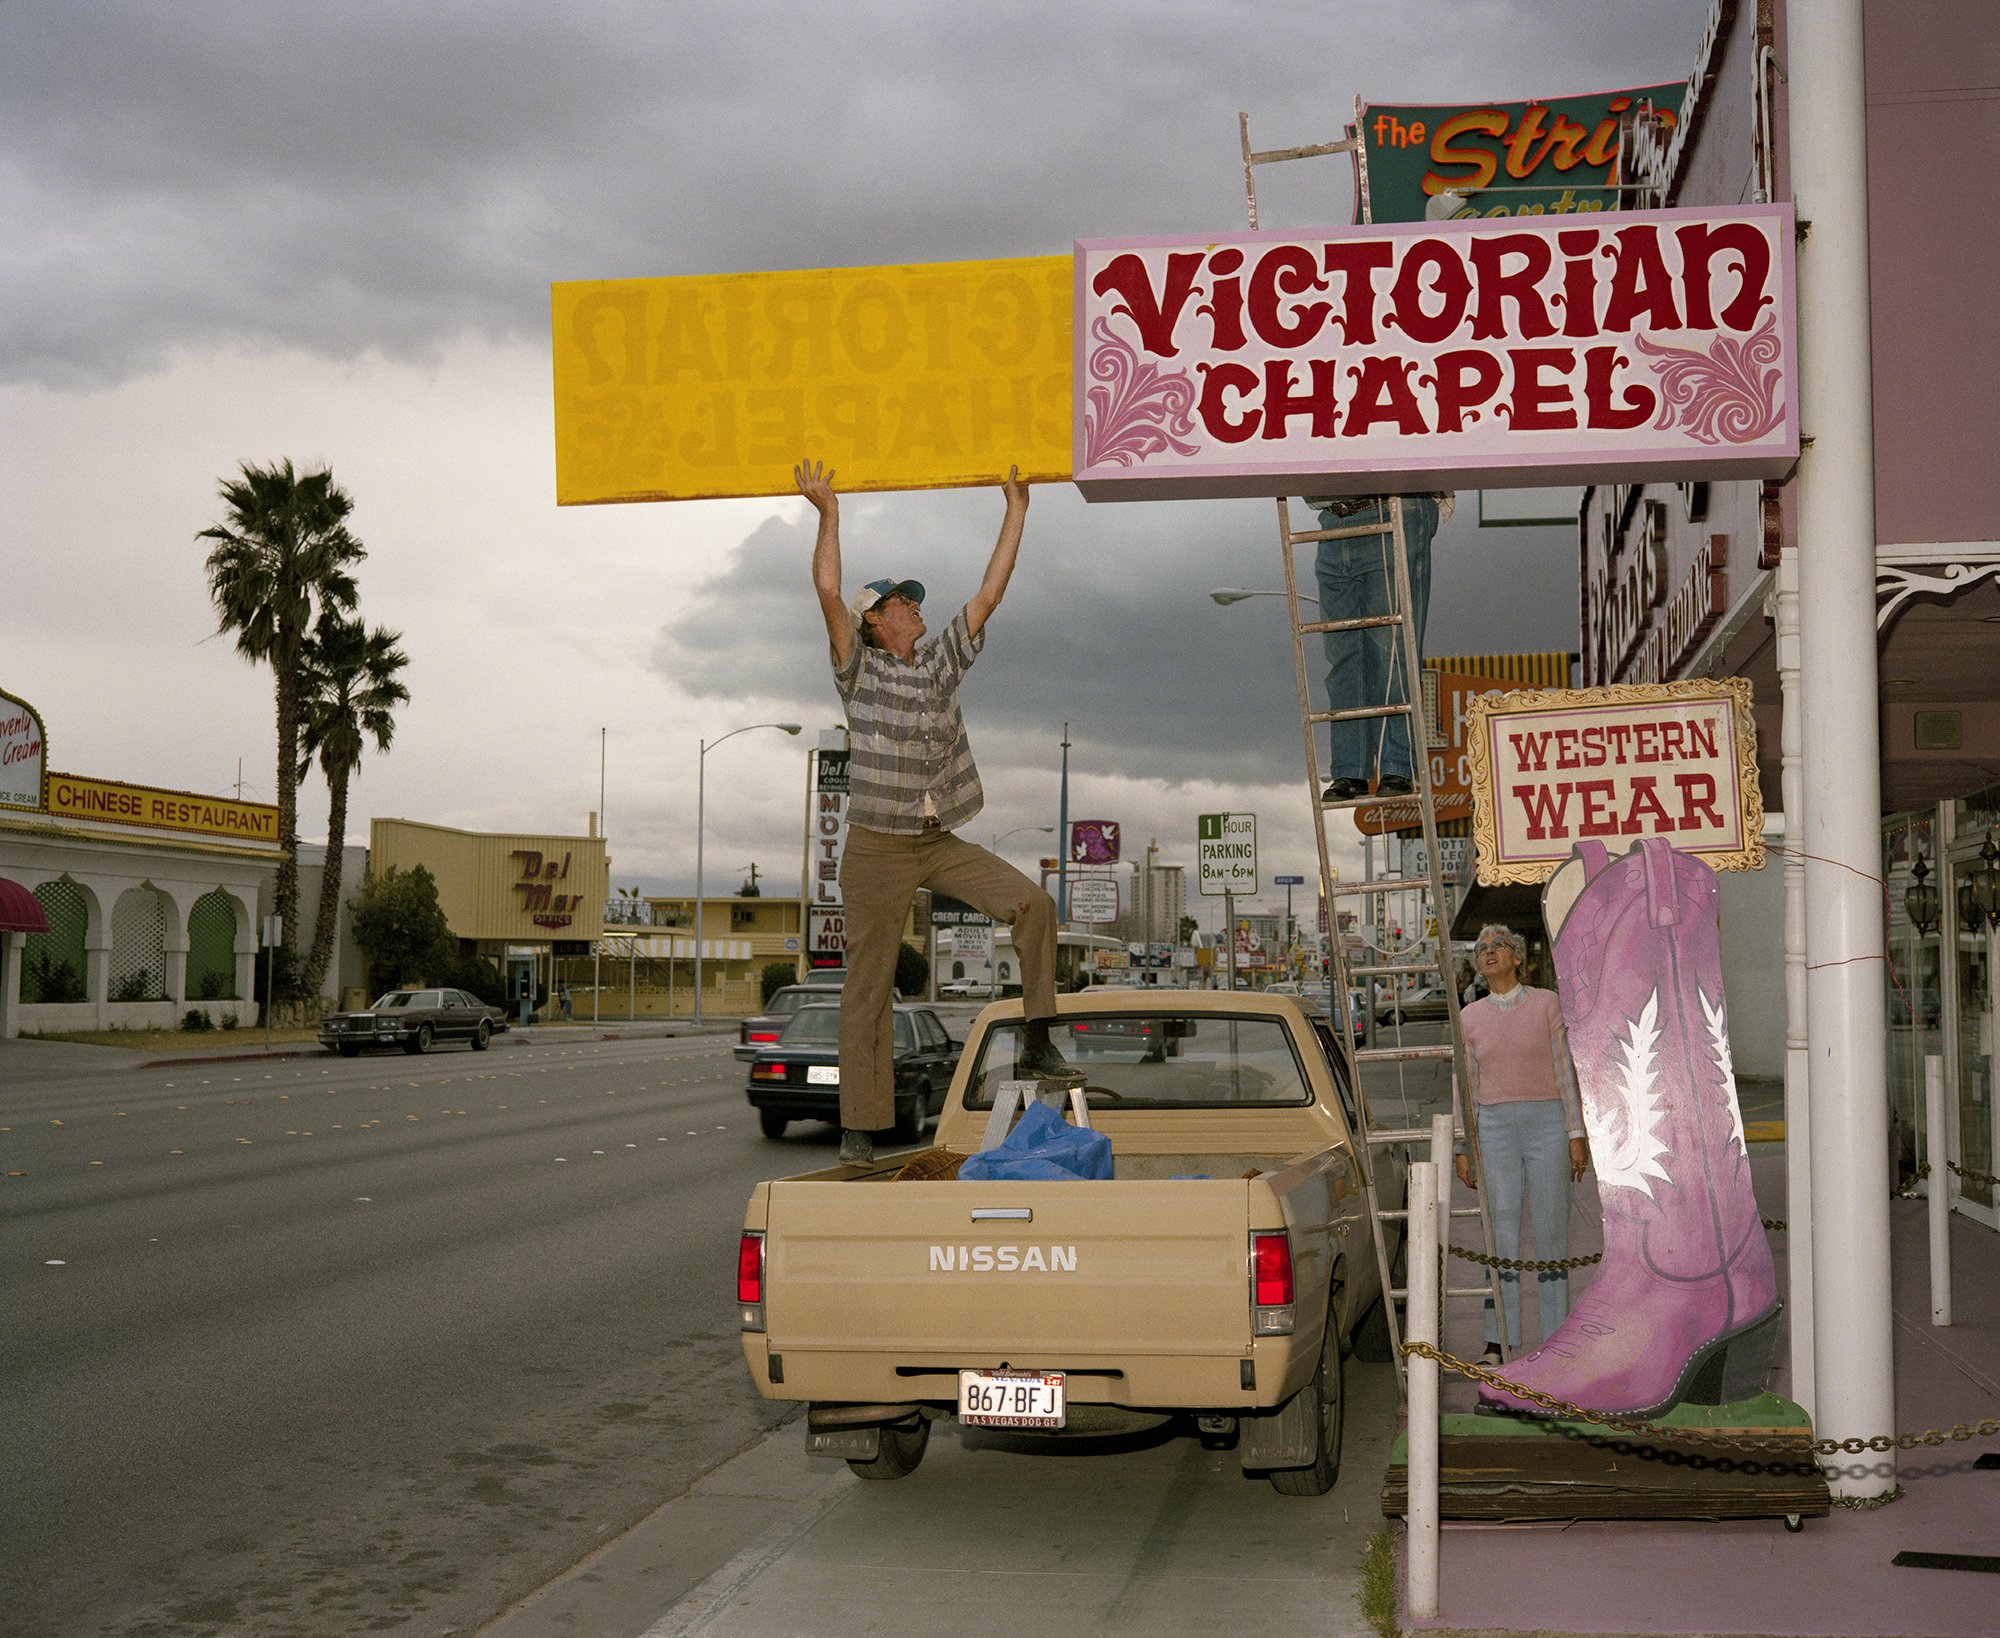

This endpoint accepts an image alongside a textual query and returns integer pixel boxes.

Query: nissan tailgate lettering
[928,1244,1078,1273]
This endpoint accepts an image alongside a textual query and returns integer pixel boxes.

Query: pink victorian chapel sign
[1073,204,1796,500]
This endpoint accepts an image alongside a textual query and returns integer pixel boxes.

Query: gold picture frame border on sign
[1465,676,1764,887]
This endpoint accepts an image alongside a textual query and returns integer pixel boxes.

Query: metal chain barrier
[1448,1217,1789,1274]
[1400,1339,2000,1462]
[1950,1158,1999,1189]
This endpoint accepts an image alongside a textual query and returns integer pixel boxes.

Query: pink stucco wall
[1864,1,2000,545]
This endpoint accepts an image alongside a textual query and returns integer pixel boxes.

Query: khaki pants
[837,824,1058,1130]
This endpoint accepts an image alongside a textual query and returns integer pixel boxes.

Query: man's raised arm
[965,465,1029,639]
[797,458,853,668]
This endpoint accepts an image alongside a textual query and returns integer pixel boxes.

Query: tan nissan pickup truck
[736,989,1401,1496]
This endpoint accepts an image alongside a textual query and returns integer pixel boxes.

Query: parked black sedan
[746,1001,960,1143]
[318,988,509,1056]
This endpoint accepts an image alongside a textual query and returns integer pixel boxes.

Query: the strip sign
[1354,85,1685,224]
[1073,204,1796,501]
[1464,678,1763,884]
[1197,812,1257,897]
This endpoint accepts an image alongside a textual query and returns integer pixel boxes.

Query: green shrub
[181,1009,214,1032]
[195,968,232,1001]
[23,953,86,1004]
[761,961,797,1005]
[894,941,928,998]
[220,1012,240,1030]
[113,971,155,1003]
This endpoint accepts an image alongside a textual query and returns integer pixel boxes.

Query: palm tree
[296,615,410,998]
[199,460,364,985]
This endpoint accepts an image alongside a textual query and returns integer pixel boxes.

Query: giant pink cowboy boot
[1478,836,1779,1418]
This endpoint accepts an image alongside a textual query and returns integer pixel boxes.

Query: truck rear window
[963,1015,1314,1109]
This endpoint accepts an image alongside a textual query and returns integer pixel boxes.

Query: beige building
[370,817,608,1014]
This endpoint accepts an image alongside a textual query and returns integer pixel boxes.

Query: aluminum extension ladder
[1238,111,1508,1391]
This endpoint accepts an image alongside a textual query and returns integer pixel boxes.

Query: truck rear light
[738,1231,765,1331]
[1250,1230,1295,1336]
[750,1063,787,1081]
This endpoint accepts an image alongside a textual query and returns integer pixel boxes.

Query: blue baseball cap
[849,577,925,625]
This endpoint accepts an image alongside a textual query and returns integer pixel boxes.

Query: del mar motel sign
[551,204,1796,505]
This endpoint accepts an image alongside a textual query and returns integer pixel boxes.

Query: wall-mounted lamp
[1904,850,1941,936]
[1970,827,2000,930]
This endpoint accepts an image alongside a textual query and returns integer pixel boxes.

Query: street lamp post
[696,722,802,1025]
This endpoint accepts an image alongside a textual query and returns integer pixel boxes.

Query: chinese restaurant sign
[552,257,1072,502]
[1073,204,1797,502]
[1354,85,1684,224]
[1464,679,1763,885]
[47,772,278,844]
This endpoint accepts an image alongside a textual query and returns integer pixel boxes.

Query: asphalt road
[0,1029,861,1638]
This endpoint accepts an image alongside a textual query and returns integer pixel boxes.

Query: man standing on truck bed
[797,458,1070,1166]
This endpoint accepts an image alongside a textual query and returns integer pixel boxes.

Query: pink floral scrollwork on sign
[1632,317,1786,445]
[1081,316,1201,468]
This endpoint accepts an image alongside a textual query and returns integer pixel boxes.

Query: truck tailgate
[763,1179,1255,1360]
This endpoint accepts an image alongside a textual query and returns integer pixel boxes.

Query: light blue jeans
[1474,1097,1573,1349]
[1315,496,1438,783]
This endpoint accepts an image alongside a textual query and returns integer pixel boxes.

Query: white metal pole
[694,739,706,1026]
[1926,1054,1951,1326]
[1776,548,1815,1419]
[1406,1158,1441,1620]
[1792,0,1896,1499]
[1432,1112,1453,1268]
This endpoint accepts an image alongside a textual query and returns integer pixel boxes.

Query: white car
[938,979,992,999]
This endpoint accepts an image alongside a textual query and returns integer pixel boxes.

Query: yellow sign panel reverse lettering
[552,256,1073,502]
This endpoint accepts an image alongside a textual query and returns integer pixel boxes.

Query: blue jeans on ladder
[1474,1097,1574,1349]
[1315,495,1438,784]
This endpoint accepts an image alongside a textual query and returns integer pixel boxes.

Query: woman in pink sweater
[1451,923,1589,1362]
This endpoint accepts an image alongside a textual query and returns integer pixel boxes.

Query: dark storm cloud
[651,483,1580,787]
[4,0,1708,386]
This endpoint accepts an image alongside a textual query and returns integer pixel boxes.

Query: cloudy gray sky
[1,0,1708,925]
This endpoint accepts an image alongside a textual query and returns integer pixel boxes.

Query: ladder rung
[1357,1044,1456,1063]
[1349,961,1440,977]
[1309,703,1414,725]
[1364,1124,1460,1145]
[1286,518,1396,543]
[1298,614,1405,636]
[1389,1285,1498,1303]
[1324,875,1434,897]
[1374,1206,1483,1222]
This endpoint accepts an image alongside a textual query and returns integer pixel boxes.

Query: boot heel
[1718,1307,1780,1402]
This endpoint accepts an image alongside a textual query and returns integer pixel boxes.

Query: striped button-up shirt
[833,610,985,834]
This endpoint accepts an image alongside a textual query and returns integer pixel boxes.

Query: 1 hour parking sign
[1197,812,1257,896]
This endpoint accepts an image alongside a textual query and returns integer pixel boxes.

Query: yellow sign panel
[48,773,279,844]
[551,256,1074,503]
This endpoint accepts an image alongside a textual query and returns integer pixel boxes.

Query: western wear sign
[1464,679,1763,884]
[1073,204,1797,501]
